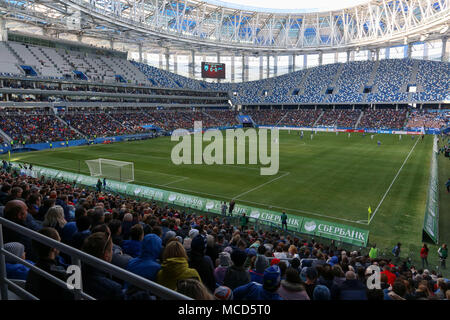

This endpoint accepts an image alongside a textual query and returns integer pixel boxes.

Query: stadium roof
[203,0,370,13]
[0,0,449,54]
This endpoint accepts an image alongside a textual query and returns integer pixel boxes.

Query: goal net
[85,158,134,183]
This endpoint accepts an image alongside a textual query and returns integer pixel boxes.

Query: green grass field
[4,130,449,275]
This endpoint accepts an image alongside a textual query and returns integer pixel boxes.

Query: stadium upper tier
[0,41,449,105]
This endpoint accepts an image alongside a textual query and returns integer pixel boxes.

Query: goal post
[85,158,134,183]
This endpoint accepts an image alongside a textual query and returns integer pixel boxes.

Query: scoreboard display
[201,62,226,79]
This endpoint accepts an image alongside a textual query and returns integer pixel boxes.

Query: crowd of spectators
[358,109,408,130]
[0,164,448,300]
[406,110,449,129]
[0,108,81,144]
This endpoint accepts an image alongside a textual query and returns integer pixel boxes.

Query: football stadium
[0,0,449,303]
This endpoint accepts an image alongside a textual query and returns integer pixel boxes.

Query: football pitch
[4,131,438,256]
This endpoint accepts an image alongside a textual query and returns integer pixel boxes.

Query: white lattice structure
[86,158,134,183]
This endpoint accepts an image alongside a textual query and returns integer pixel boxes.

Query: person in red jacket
[420,244,429,268]
[380,265,396,286]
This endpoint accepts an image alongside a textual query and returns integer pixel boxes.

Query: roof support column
[0,17,7,41]
[273,54,278,76]
[230,53,235,83]
[189,50,195,78]
[346,50,350,63]
[173,53,178,74]
[318,52,323,66]
[441,37,449,62]
[406,43,412,58]
[259,55,264,80]
[242,53,248,82]
[266,53,270,78]
[138,44,143,63]
[165,47,170,72]
[216,52,221,83]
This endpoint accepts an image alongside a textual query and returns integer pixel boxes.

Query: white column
[318,52,323,66]
[109,39,114,50]
[441,37,448,62]
[406,43,412,58]
[189,50,195,78]
[216,52,221,83]
[0,17,7,41]
[259,55,264,79]
[303,54,308,69]
[231,53,235,83]
[273,54,278,76]
[266,53,270,78]
[165,48,170,72]
[173,53,178,74]
[138,44,143,63]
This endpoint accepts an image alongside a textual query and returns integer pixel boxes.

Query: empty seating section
[0,42,23,76]
[0,41,448,105]
[367,59,413,103]
[413,60,450,102]
[331,61,374,103]
[0,108,81,143]
[358,109,407,129]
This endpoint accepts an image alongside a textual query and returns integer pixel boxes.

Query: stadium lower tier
[0,107,448,145]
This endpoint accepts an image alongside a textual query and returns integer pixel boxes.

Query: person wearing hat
[4,242,34,280]
[127,234,162,282]
[189,235,216,293]
[223,249,251,290]
[313,284,331,300]
[233,265,283,300]
[215,252,232,285]
[183,228,199,252]
[250,255,269,284]
[277,267,310,300]
[214,285,233,300]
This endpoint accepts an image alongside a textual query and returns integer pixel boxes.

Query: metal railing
[0,217,191,300]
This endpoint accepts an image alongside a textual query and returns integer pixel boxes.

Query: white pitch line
[368,137,420,225]
[233,172,291,200]
[162,177,189,187]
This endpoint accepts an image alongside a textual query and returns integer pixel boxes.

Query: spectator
[157,240,201,290]
[250,255,268,285]
[277,267,310,300]
[42,205,67,236]
[369,244,378,259]
[81,231,124,300]
[71,216,91,249]
[4,242,33,280]
[438,244,447,269]
[127,234,162,282]
[381,265,397,286]
[121,224,144,258]
[334,271,367,300]
[313,285,331,301]
[233,265,283,300]
[25,227,75,300]
[214,251,232,286]
[188,235,216,293]
[223,249,251,290]
[303,267,318,299]
[214,285,233,300]
[176,279,214,300]
[420,244,429,268]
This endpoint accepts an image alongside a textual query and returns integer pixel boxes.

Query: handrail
[0,217,191,300]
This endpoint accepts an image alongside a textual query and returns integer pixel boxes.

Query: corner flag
[368,206,372,222]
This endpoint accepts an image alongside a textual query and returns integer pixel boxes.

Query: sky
[204,0,369,12]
